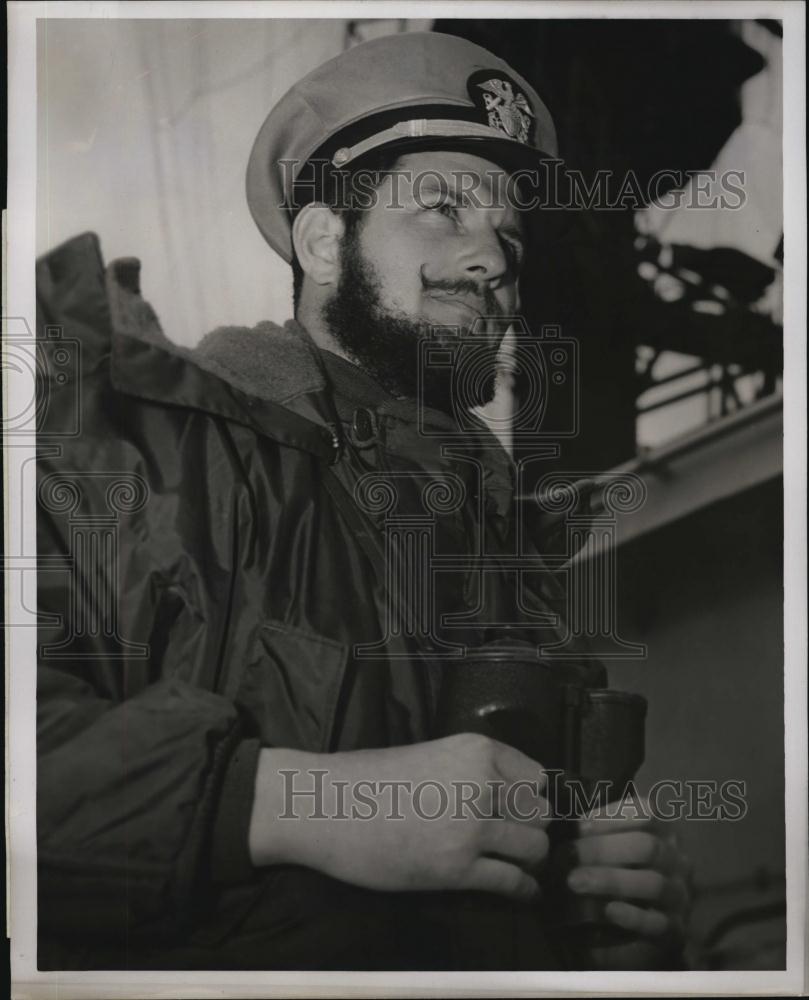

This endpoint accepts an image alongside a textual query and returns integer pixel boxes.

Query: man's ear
[292,204,345,286]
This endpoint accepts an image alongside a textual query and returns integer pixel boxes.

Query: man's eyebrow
[414,174,527,240]
[415,175,457,196]
[416,174,489,200]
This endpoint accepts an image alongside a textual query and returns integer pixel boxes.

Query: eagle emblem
[476,77,534,143]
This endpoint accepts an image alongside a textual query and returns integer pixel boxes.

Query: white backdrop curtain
[37,18,430,348]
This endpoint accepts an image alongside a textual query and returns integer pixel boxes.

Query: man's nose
[457,226,510,286]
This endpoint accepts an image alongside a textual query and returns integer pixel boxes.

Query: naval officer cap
[246,31,558,263]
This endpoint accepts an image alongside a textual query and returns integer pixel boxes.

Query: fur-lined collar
[194,319,328,405]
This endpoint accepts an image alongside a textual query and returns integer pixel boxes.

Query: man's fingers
[464,856,540,902]
[568,866,689,911]
[603,900,670,938]
[501,785,552,829]
[577,806,656,837]
[480,818,549,870]
[573,831,678,873]
[490,739,547,791]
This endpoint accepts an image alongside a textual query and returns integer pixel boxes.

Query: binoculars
[434,638,647,942]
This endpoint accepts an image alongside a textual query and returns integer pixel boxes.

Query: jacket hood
[104,250,340,460]
[104,250,328,409]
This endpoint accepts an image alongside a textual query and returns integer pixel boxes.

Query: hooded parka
[36,232,581,970]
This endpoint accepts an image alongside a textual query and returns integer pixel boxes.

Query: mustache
[419,268,503,318]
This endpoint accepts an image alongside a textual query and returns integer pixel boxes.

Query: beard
[322,225,505,416]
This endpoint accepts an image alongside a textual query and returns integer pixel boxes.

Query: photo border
[6,2,806,996]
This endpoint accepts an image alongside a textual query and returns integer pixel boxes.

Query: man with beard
[36,32,689,971]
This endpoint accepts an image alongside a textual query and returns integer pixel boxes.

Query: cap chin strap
[330,118,526,167]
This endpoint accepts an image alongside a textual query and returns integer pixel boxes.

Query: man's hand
[249,734,551,902]
[567,798,692,966]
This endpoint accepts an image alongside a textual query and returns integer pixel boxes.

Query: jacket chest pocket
[234,620,349,753]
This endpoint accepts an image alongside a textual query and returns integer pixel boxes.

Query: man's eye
[425,200,458,218]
